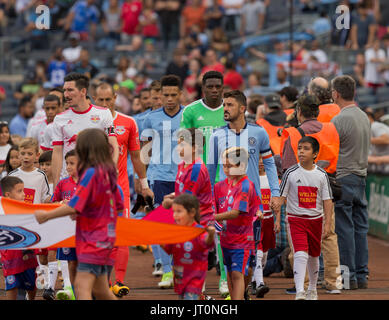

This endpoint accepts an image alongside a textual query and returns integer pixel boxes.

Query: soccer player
[94,82,153,297]
[141,75,184,288]
[51,73,119,189]
[280,136,332,300]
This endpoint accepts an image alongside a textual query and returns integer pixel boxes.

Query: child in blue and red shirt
[0,176,38,300]
[214,147,260,300]
[163,194,215,300]
[35,128,123,300]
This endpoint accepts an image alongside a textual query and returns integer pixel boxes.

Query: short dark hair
[202,70,224,86]
[19,96,31,109]
[177,128,205,154]
[39,150,53,163]
[298,136,320,156]
[173,194,200,223]
[296,94,320,119]
[248,95,264,114]
[43,94,61,106]
[65,149,76,159]
[331,75,356,101]
[224,90,247,106]
[140,87,151,96]
[64,72,90,91]
[279,86,299,102]
[1,176,23,194]
[160,74,182,89]
[150,80,161,91]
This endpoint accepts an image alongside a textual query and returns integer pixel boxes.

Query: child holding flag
[35,128,123,300]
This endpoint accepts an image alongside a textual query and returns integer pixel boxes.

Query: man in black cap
[263,93,287,127]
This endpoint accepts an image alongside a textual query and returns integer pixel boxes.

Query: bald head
[308,77,332,104]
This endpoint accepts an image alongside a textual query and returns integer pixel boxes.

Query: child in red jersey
[35,128,123,300]
[163,128,214,227]
[163,194,215,300]
[0,176,38,300]
[214,147,260,300]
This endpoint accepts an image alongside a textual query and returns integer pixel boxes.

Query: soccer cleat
[152,263,163,277]
[326,289,341,294]
[158,271,174,289]
[56,287,76,300]
[285,286,296,295]
[218,279,229,297]
[305,289,318,300]
[250,281,256,295]
[224,294,231,300]
[43,288,56,300]
[295,291,307,300]
[244,288,251,300]
[200,293,215,300]
[112,282,130,297]
[256,283,270,298]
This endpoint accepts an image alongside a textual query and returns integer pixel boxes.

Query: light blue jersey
[141,106,184,182]
[207,123,280,197]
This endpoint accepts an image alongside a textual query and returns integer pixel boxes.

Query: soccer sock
[293,251,308,293]
[41,265,49,290]
[307,255,320,291]
[114,246,129,283]
[262,251,268,270]
[59,260,72,289]
[254,250,264,285]
[48,261,59,290]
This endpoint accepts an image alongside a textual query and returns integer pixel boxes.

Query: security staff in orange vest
[280,94,342,294]
[279,86,299,128]
[257,94,286,156]
[308,77,340,123]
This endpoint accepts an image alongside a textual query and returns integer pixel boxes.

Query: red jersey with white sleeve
[175,159,214,227]
[215,176,259,250]
[280,164,333,219]
[40,122,55,151]
[52,176,77,202]
[52,105,115,178]
[113,111,140,215]
[164,223,214,295]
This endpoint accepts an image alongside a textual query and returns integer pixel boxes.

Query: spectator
[222,0,244,33]
[278,86,298,112]
[64,0,100,41]
[204,0,225,31]
[138,0,159,41]
[380,33,389,86]
[223,60,244,91]
[115,56,137,83]
[263,0,288,28]
[364,39,386,89]
[307,11,331,36]
[48,47,69,87]
[0,122,12,164]
[9,96,35,137]
[366,109,389,162]
[248,40,291,88]
[350,2,377,50]
[331,75,371,290]
[236,56,253,74]
[243,71,267,97]
[306,40,328,64]
[183,58,202,104]
[0,84,6,114]
[116,79,135,114]
[62,33,83,64]
[24,0,49,50]
[165,49,189,85]
[352,53,366,87]
[180,0,206,38]
[240,0,266,36]
[201,49,225,75]
[209,27,231,57]
[72,49,99,79]
[14,70,41,101]
[120,0,142,45]
[374,0,389,39]
[246,94,264,124]
[274,69,290,90]
[98,0,122,51]
[155,0,181,50]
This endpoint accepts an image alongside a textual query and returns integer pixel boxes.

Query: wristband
[140,178,149,189]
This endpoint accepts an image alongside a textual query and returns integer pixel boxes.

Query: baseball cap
[265,93,281,108]
[120,79,135,91]
[69,32,80,41]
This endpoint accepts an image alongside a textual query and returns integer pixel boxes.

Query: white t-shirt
[62,46,82,63]
[280,164,332,218]
[365,48,386,84]
[41,122,55,151]
[8,167,51,204]
[0,144,11,164]
[384,46,389,83]
[29,120,49,147]
[222,0,244,15]
[52,104,115,178]
[26,109,46,138]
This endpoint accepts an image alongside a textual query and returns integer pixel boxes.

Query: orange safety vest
[284,108,295,116]
[257,118,283,156]
[280,122,340,174]
[317,103,340,123]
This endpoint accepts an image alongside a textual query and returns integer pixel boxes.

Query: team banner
[0,197,205,249]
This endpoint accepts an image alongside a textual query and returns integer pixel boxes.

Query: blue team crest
[179,183,184,193]
[6,275,16,285]
[219,196,226,207]
[228,196,234,205]
[248,137,257,146]
[0,225,41,249]
[183,241,193,252]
